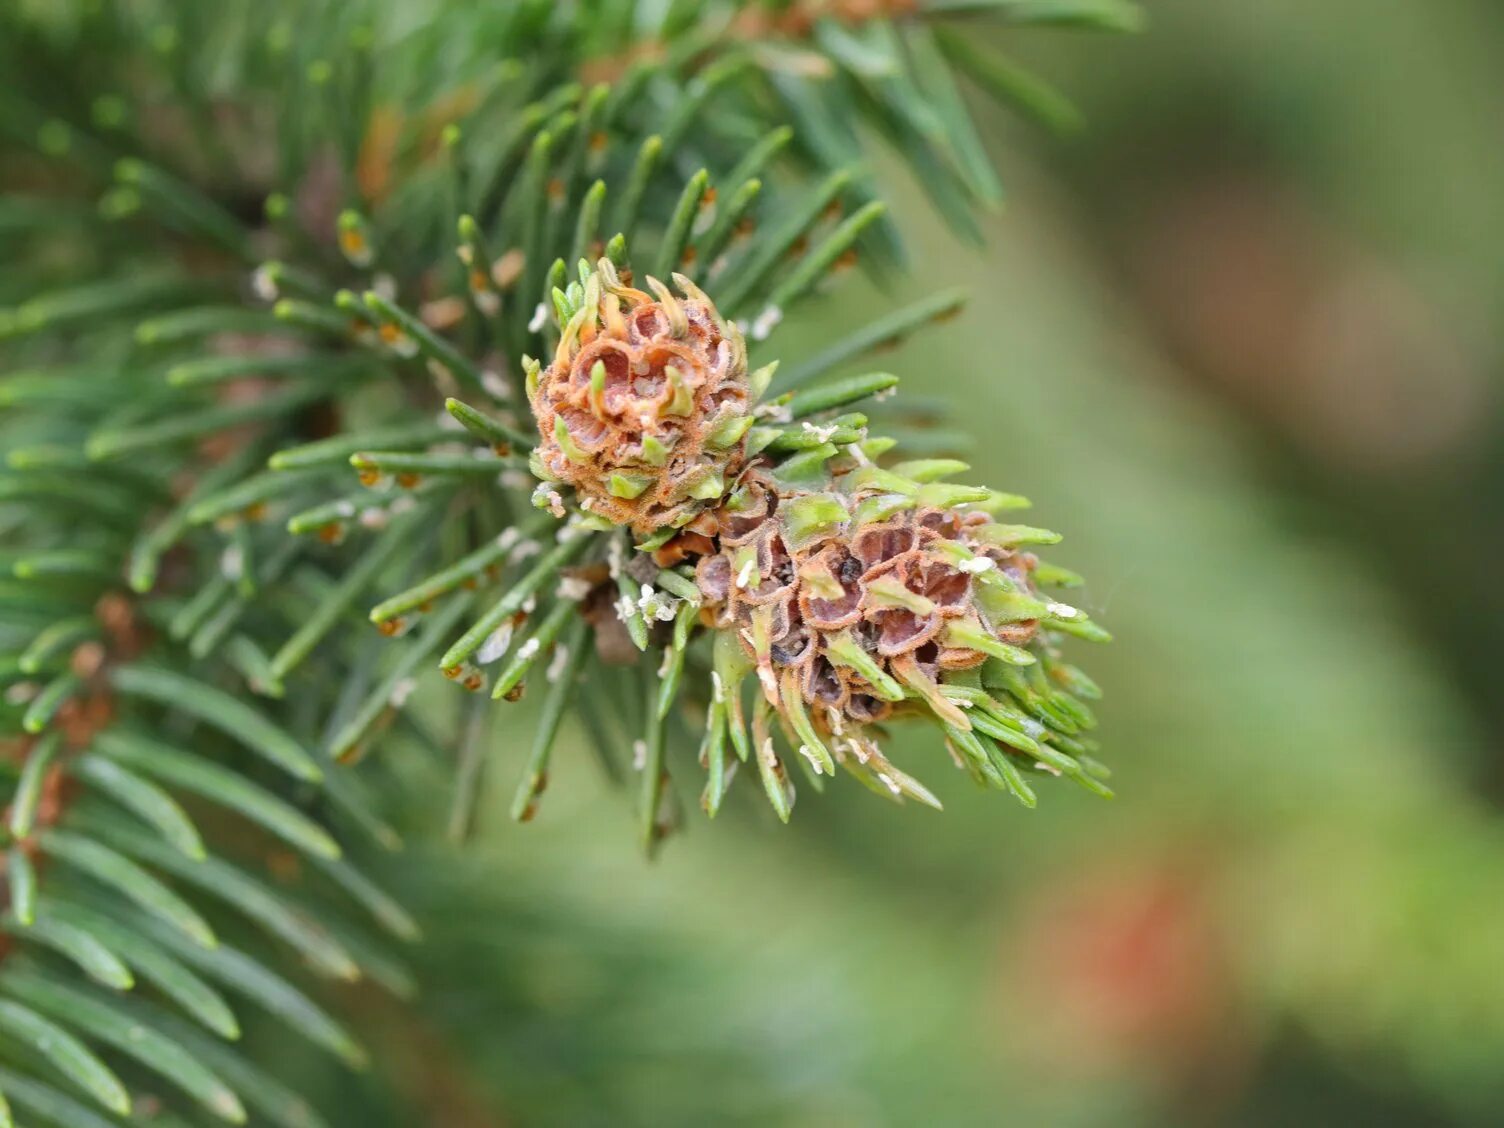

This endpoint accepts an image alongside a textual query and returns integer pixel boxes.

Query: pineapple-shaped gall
[529,261,754,535]
[695,463,1091,739]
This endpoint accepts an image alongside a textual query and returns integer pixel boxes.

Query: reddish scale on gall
[695,468,1045,733]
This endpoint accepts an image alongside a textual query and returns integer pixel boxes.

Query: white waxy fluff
[477,624,515,665]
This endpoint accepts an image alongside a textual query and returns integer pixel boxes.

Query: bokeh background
[14,1,1504,1125]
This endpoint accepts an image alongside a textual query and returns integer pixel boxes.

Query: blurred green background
[307,3,1504,1125]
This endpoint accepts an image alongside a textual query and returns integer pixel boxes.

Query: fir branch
[0,0,1136,1120]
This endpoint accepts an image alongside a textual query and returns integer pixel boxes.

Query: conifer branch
[0,0,1136,1119]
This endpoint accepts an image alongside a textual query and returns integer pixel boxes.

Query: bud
[528,260,752,534]
[694,459,1109,800]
